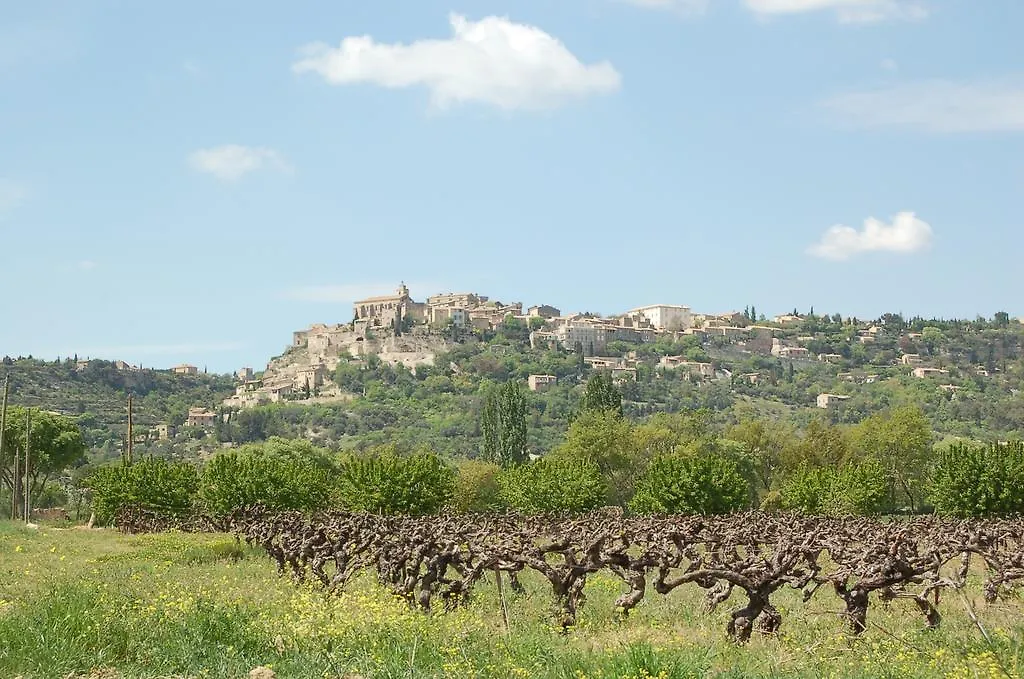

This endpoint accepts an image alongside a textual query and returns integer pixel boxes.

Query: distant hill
[0,357,236,458]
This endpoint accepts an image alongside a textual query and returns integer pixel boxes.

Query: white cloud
[821,77,1024,133]
[292,13,621,111]
[807,211,933,260]
[744,0,928,23]
[77,260,98,271]
[279,281,445,304]
[617,0,710,15]
[0,179,29,218]
[188,145,292,181]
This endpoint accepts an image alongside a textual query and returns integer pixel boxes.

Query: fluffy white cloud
[292,13,621,111]
[807,211,933,260]
[617,0,710,15]
[744,0,927,23]
[188,145,291,181]
[0,179,29,218]
[821,78,1024,133]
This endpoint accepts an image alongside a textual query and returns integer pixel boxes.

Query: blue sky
[1,0,1022,373]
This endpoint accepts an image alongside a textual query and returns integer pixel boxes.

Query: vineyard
[116,507,1024,646]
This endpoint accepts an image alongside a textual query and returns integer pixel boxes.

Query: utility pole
[126,393,134,466]
[11,444,17,520]
[23,408,31,524]
[0,376,8,514]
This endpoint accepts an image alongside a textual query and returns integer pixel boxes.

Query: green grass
[0,521,1021,679]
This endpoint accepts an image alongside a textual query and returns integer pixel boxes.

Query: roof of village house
[355,293,406,303]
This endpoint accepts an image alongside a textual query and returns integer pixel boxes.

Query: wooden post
[126,393,133,466]
[0,376,8,516]
[495,569,511,635]
[23,408,31,524]
[11,445,17,520]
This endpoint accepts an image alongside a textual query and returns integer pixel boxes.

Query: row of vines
[116,507,1024,644]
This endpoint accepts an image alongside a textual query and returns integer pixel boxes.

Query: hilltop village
[210,283,1017,417]
[222,283,745,409]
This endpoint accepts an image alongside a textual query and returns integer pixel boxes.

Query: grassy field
[0,521,1021,679]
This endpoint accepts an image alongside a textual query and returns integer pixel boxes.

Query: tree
[335,448,454,514]
[780,460,887,516]
[849,406,932,512]
[86,458,199,524]
[578,373,622,418]
[499,457,605,513]
[629,452,749,515]
[496,381,528,467]
[450,459,503,512]
[480,387,500,462]
[725,418,792,494]
[554,410,636,504]
[1,407,87,498]
[931,441,1024,517]
[199,438,337,514]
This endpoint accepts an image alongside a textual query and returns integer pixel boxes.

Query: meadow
[0,521,1021,679]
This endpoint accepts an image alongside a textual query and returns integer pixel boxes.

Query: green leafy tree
[849,406,932,511]
[629,452,749,515]
[725,417,792,494]
[931,441,1024,517]
[780,460,887,516]
[554,409,636,504]
[450,459,503,512]
[498,457,605,513]
[480,386,500,462]
[496,380,528,467]
[335,448,454,514]
[578,373,623,417]
[199,438,337,514]
[1,406,87,499]
[86,458,199,524]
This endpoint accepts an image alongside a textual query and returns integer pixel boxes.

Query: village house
[186,407,217,428]
[777,346,810,359]
[659,356,715,379]
[818,353,844,364]
[773,314,803,327]
[529,330,559,350]
[816,393,851,409]
[294,363,328,392]
[528,304,560,319]
[172,364,198,375]
[527,374,557,392]
[900,354,924,366]
[913,367,950,379]
[939,384,962,393]
[628,304,692,331]
[237,367,254,381]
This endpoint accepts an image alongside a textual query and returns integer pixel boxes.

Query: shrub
[931,441,1024,517]
[450,460,504,512]
[86,459,199,524]
[498,457,606,513]
[780,460,887,516]
[628,452,748,515]
[199,440,337,515]
[335,448,454,514]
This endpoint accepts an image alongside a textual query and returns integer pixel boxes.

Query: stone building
[352,283,426,328]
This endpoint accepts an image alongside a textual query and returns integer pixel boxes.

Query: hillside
[204,311,1024,457]
[0,357,235,458]
[3,311,1022,463]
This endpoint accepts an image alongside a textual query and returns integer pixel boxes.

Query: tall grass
[0,521,1021,678]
